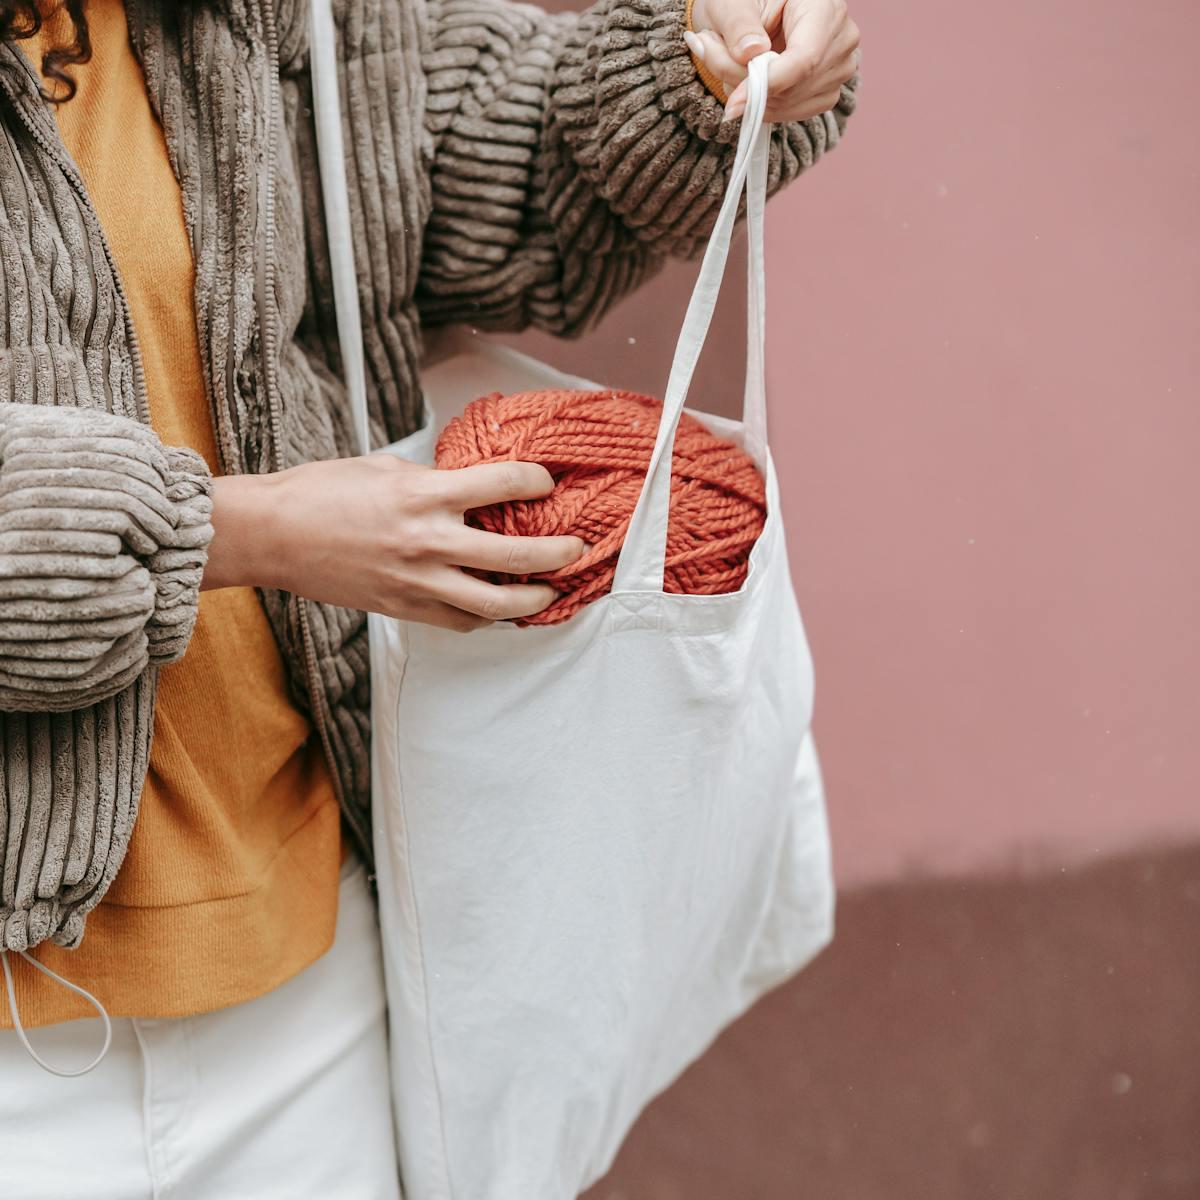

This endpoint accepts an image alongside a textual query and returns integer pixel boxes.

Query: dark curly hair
[1,0,92,103]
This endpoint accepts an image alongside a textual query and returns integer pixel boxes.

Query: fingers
[723,78,748,120]
[723,5,859,122]
[684,28,747,99]
[430,567,559,622]
[439,460,556,511]
[760,92,838,123]
[769,11,856,95]
[760,0,788,32]
[695,0,772,65]
[446,526,587,576]
[383,459,574,627]
[403,599,494,634]
[767,24,858,120]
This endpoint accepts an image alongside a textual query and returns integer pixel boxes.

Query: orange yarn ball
[434,389,767,627]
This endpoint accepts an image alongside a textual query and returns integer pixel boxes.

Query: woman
[0,0,858,1193]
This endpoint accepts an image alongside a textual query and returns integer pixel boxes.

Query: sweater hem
[0,799,345,1031]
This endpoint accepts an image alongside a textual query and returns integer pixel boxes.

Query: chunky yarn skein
[434,389,767,626]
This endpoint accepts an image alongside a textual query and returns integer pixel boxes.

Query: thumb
[702,0,772,65]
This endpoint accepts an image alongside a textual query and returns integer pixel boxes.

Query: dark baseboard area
[585,843,1200,1200]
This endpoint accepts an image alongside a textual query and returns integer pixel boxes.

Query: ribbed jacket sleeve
[0,404,214,714]
[417,0,858,334]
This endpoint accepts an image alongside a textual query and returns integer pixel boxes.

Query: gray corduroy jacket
[0,0,855,954]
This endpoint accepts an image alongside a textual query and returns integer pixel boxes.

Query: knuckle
[476,593,506,622]
[500,461,525,497]
[399,463,442,508]
[504,541,532,575]
[394,521,436,561]
[797,52,821,79]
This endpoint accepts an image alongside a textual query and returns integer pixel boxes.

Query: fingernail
[723,97,745,122]
[736,33,770,54]
[682,30,706,62]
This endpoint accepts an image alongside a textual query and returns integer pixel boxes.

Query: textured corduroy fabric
[0,0,858,956]
[2,0,343,1029]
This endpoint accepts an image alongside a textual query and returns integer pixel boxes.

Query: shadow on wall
[584,843,1200,1200]
[502,242,749,420]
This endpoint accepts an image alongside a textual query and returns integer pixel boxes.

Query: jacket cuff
[146,444,214,664]
[0,408,215,711]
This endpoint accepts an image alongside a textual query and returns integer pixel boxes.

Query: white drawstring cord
[1,948,113,1077]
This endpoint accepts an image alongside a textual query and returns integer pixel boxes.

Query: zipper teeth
[260,2,284,477]
[257,0,371,861]
[0,66,152,427]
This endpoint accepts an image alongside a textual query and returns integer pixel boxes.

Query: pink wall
[767,0,1200,882]
[517,0,1199,885]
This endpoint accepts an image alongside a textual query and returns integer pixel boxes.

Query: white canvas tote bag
[310,6,833,1194]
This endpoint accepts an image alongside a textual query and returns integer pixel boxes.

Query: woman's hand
[204,455,584,632]
[685,0,860,123]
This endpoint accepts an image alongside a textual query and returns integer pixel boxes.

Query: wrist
[203,472,292,592]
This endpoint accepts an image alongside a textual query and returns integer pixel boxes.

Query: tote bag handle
[613,54,774,593]
[310,0,774,590]
[309,0,371,457]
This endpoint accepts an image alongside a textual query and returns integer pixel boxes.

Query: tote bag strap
[612,52,774,594]
[309,0,372,457]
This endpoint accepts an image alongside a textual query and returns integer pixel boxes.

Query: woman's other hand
[684,0,860,123]
[204,455,584,632]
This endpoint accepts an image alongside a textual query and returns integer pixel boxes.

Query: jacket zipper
[255,0,373,865]
[0,56,152,427]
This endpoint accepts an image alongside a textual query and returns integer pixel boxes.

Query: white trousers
[0,858,403,1200]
